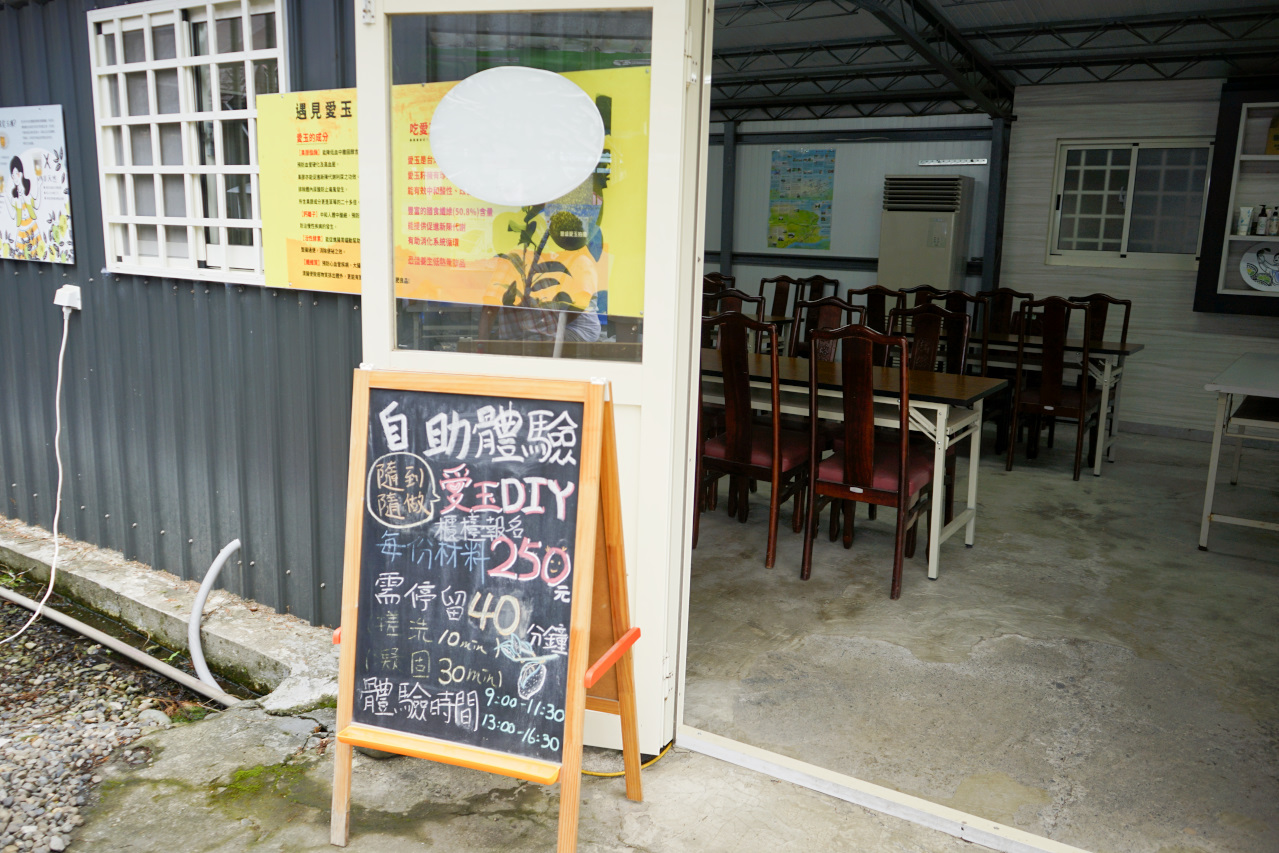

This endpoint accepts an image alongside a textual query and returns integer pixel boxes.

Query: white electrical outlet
[54,285,82,311]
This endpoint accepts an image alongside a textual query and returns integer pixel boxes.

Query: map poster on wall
[768,148,835,251]
[391,67,651,318]
[257,88,361,293]
[0,105,74,264]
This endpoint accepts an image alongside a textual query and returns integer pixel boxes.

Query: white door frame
[355,0,713,753]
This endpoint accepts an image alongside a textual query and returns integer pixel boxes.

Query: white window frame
[1046,137,1213,272]
[87,0,289,284]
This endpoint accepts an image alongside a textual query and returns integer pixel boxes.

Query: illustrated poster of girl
[6,155,46,260]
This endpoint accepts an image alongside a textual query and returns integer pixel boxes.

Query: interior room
[685,3,1279,852]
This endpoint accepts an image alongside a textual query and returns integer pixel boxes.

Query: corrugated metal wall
[0,0,360,626]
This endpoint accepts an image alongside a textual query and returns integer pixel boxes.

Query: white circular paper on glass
[429,66,605,207]
[1239,243,1279,292]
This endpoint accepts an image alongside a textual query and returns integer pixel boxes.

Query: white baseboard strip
[676,726,1093,853]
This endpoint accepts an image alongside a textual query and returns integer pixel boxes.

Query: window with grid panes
[1047,139,1212,271]
[87,0,286,283]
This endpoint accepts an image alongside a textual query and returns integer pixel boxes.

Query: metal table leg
[1198,392,1231,550]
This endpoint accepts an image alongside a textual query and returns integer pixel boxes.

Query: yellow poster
[390,67,650,318]
[257,89,361,293]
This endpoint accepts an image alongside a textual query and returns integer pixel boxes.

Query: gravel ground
[0,597,218,853]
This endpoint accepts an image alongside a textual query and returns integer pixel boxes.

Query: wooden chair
[797,274,840,301]
[757,275,801,351]
[1005,297,1101,481]
[1048,293,1132,455]
[898,284,947,309]
[982,287,1033,453]
[846,285,904,365]
[701,287,764,348]
[800,324,933,599]
[790,296,865,360]
[915,290,990,376]
[703,272,736,290]
[985,287,1034,335]
[890,303,971,523]
[695,312,809,568]
[1068,293,1131,353]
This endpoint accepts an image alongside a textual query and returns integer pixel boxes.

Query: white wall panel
[1002,79,1279,432]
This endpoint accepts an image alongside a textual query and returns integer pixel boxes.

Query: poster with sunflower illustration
[0,105,74,265]
[391,66,650,319]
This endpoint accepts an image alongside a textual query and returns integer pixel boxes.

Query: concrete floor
[685,430,1279,853]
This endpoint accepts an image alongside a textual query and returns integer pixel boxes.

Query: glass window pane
[159,123,183,165]
[251,13,276,50]
[1079,194,1102,215]
[228,227,254,246]
[225,174,252,219]
[110,175,129,215]
[253,59,278,96]
[1065,149,1081,167]
[191,21,209,56]
[163,175,186,217]
[123,29,145,63]
[106,127,124,166]
[1077,218,1100,240]
[389,11,652,362]
[219,63,247,110]
[216,17,243,53]
[126,72,150,115]
[103,76,121,118]
[129,125,153,166]
[156,68,180,114]
[152,24,177,60]
[193,65,213,112]
[1127,146,1209,255]
[134,176,157,217]
[199,174,219,221]
[222,120,250,165]
[197,121,216,165]
[137,224,159,257]
[112,224,130,259]
[101,30,118,66]
[165,226,189,258]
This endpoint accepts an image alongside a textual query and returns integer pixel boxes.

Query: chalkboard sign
[332,370,643,853]
[353,386,584,760]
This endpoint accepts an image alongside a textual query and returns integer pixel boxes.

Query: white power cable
[2,306,73,645]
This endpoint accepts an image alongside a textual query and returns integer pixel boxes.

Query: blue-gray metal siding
[0,0,360,626]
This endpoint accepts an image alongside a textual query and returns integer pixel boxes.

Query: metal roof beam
[853,0,1012,118]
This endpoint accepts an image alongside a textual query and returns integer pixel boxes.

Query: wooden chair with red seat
[915,290,991,377]
[980,287,1034,453]
[701,287,764,347]
[889,303,971,524]
[985,287,1034,334]
[756,275,800,351]
[695,312,809,567]
[845,285,904,366]
[1005,297,1101,481]
[789,295,865,360]
[1041,292,1132,454]
[800,324,933,599]
[797,274,840,301]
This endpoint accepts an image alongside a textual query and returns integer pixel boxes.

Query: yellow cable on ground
[581,740,674,777]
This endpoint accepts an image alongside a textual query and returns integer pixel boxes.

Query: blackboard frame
[330,369,640,852]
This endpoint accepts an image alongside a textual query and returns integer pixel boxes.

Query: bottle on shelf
[1270,206,1279,236]
[1256,205,1270,236]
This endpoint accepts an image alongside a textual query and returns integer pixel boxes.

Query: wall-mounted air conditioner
[877,175,974,291]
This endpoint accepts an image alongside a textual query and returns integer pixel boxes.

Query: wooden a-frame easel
[330,372,643,853]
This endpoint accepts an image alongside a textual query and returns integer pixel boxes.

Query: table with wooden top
[1198,352,1279,550]
[982,333,1146,477]
[701,349,1007,582]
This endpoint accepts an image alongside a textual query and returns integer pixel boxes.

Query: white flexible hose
[188,539,242,688]
[2,306,72,646]
[0,585,239,706]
